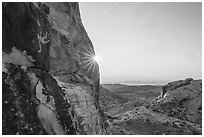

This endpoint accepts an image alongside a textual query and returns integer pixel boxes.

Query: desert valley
[2,2,202,135]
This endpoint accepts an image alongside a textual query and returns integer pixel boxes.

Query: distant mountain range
[101,83,162,99]
[101,80,168,86]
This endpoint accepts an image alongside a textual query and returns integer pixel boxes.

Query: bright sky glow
[80,2,202,84]
[93,55,100,63]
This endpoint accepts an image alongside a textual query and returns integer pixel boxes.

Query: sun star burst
[78,46,100,74]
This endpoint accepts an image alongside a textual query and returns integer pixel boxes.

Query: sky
[79,2,202,84]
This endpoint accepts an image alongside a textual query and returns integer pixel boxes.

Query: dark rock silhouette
[2,2,105,135]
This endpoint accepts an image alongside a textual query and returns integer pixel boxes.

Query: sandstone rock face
[150,79,202,126]
[2,2,105,135]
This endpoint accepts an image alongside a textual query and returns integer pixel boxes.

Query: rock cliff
[149,78,202,126]
[2,2,105,135]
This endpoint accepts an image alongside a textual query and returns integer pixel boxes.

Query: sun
[93,55,100,63]
[77,46,101,74]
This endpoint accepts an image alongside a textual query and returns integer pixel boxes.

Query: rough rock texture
[107,106,201,135]
[149,79,202,126]
[160,78,193,98]
[99,86,128,112]
[100,79,202,135]
[3,2,105,135]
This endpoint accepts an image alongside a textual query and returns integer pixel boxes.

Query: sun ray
[83,46,93,55]
[92,62,96,74]
[82,56,92,59]
[82,61,93,69]
[76,50,92,57]
[77,48,99,75]
[81,52,92,57]
[86,61,94,74]
[82,46,94,56]
[80,59,91,64]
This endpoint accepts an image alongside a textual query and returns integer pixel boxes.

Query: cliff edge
[2,2,105,135]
